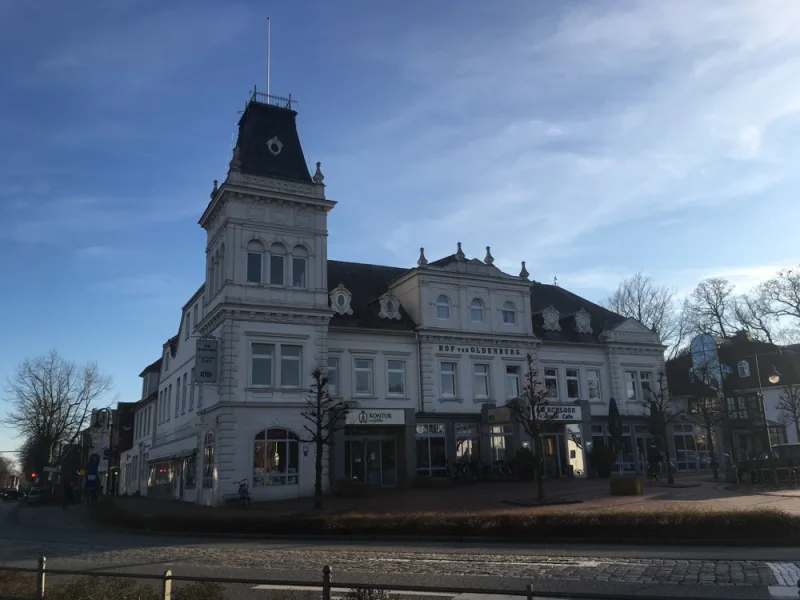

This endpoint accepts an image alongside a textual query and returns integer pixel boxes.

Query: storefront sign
[488,407,512,423]
[536,405,583,421]
[438,344,522,356]
[195,339,218,384]
[346,409,406,426]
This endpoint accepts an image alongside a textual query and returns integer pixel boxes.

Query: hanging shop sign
[195,339,219,384]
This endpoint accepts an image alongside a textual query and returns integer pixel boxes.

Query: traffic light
[30,472,36,479]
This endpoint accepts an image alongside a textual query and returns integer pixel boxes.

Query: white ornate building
[119,93,667,505]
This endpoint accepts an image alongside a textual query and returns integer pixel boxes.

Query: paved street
[1,503,800,599]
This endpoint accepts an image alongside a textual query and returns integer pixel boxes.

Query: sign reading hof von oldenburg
[195,339,219,384]
[535,405,583,421]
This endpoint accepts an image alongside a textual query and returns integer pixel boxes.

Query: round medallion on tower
[266,136,284,156]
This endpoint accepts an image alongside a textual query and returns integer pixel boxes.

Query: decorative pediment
[330,284,353,316]
[379,293,402,321]
[599,318,662,345]
[542,306,561,331]
[574,308,593,334]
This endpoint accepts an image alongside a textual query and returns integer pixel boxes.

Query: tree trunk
[795,419,800,443]
[705,419,718,480]
[662,423,674,484]
[314,438,324,510]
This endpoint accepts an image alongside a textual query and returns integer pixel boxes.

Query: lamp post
[752,352,781,455]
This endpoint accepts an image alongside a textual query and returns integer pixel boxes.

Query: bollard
[35,556,46,600]
[526,583,533,600]
[322,565,332,600]
[162,569,172,600]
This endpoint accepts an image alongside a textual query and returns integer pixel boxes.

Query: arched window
[291,244,308,288]
[502,301,516,324]
[470,298,484,323]
[247,240,264,283]
[203,431,215,489]
[253,428,299,486]
[269,242,286,285]
[436,295,450,320]
[738,360,751,378]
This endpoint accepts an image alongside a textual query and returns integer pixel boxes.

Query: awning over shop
[147,448,196,464]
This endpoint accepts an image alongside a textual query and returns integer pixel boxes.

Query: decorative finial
[520,261,529,279]
[210,179,218,199]
[456,242,465,260]
[554,275,558,286]
[229,145,241,172]
[417,247,428,267]
[484,246,494,265]
[313,161,325,184]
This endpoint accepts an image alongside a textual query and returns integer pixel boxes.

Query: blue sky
[2,0,800,456]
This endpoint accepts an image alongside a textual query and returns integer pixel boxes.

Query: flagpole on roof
[266,16,271,98]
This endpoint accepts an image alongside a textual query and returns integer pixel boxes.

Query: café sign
[346,409,406,426]
[438,344,522,356]
[535,405,583,422]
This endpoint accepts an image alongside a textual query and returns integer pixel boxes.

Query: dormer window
[470,298,485,323]
[379,294,401,320]
[436,295,450,320]
[330,284,353,316]
[502,301,516,325]
[738,360,751,378]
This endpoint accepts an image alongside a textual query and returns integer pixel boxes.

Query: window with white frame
[269,242,286,285]
[625,371,638,400]
[566,368,580,400]
[354,358,373,396]
[387,360,406,396]
[640,371,653,401]
[738,360,751,378]
[292,257,307,287]
[587,369,602,401]
[193,305,198,331]
[168,384,173,419]
[253,428,299,486]
[252,344,274,386]
[247,240,264,283]
[473,363,490,399]
[189,369,195,410]
[280,345,302,388]
[455,423,480,464]
[327,357,339,396]
[544,368,559,399]
[182,373,188,413]
[175,379,180,418]
[440,362,457,397]
[436,295,450,319]
[502,301,516,324]
[416,423,447,477]
[505,365,520,398]
[184,313,190,339]
[470,298,484,322]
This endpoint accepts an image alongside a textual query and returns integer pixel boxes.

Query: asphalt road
[1,502,798,600]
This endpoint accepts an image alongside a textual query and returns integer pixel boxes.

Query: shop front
[341,409,412,488]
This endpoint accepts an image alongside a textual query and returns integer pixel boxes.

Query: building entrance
[345,435,398,487]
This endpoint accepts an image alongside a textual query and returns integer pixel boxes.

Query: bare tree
[301,366,348,510]
[506,352,559,502]
[762,267,800,321]
[777,384,800,442]
[731,293,778,344]
[687,382,724,480]
[604,272,677,338]
[686,278,736,338]
[0,455,12,487]
[643,372,681,484]
[1,351,113,470]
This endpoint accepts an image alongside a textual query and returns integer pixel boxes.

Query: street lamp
[750,351,782,455]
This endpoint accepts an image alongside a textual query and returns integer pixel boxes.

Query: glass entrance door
[542,435,561,478]
[366,440,382,487]
[345,438,398,487]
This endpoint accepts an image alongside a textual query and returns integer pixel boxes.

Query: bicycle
[646,462,662,484]
[223,478,252,507]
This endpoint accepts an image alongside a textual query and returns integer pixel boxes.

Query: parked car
[1,489,23,501]
[26,487,47,506]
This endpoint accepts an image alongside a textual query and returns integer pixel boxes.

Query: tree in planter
[643,372,681,485]
[506,352,558,502]
[777,384,800,442]
[300,366,348,510]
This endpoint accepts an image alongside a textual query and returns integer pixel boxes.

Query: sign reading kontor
[536,405,583,421]
[346,409,406,426]
[195,338,219,384]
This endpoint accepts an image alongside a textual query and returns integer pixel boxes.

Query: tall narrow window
[625,371,638,400]
[387,360,406,396]
[247,251,263,283]
[738,360,751,378]
[544,368,559,399]
[189,369,195,410]
[203,432,215,488]
[440,362,457,397]
[168,384,173,419]
[175,380,180,418]
[640,371,653,401]
[502,301,516,324]
[252,344,274,386]
[436,295,450,320]
[473,364,490,399]
[587,369,602,401]
[327,357,339,396]
[269,243,286,285]
[505,365,520,399]
[292,245,308,287]
[193,305,198,332]
[470,298,484,323]
[184,314,190,339]
[182,373,188,414]
[280,345,302,388]
[354,358,373,396]
[566,368,580,400]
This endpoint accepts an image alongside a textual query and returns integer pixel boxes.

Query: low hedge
[89,500,800,543]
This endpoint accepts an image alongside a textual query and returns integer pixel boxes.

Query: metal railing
[250,88,294,109]
[0,557,792,600]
